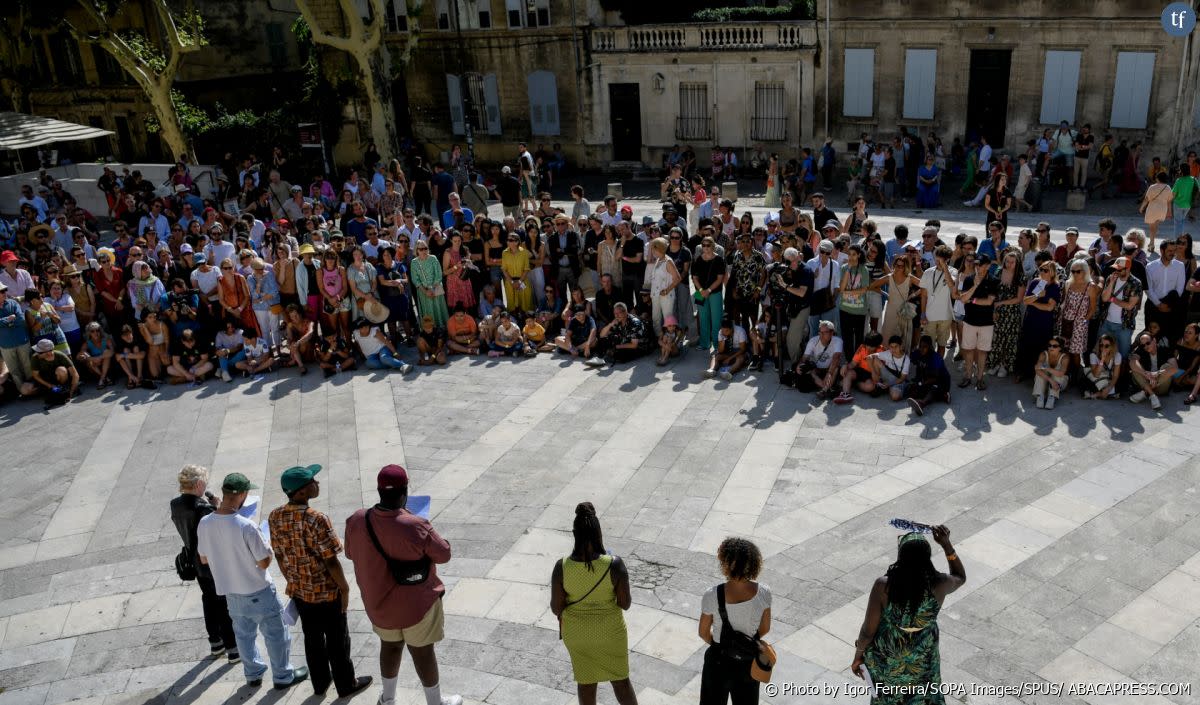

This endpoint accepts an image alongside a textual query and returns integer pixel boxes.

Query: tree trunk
[1,78,28,113]
[147,83,190,162]
[359,45,398,159]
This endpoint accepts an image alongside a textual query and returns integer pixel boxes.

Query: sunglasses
[670,236,681,241]
[1100,342,1112,348]
[398,238,410,244]
[221,266,233,270]
[1047,344,1060,349]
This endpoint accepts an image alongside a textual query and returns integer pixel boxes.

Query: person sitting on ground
[113,324,149,389]
[417,314,449,365]
[1128,331,1176,411]
[234,329,274,378]
[749,309,779,371]
[31,338,79,405]
[522,314,549,355]
[595,301,651,367]
[905,335,952,415]
[446,304,480,356]
[168,328,213,385]
[283,304,314,374]
[798,319,844,398]
[1083,333,1122,400]
[213,319,245,383]
[1032,335,1070,410]
[317,330,356,377]
[489,311,524,358]
[555,304,597,360]
[76,321,114,388]
[658,314,681,365]
[705,317,748,381]
[834,331,884,404]
[352,318,413,372]
[868,335,911,403]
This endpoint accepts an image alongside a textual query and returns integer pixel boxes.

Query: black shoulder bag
[174,546,197,581]
[715,583,761,663]
[364,508,432,586]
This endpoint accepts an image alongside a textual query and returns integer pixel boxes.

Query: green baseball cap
[221,472,259,493]
[280,464,322,493]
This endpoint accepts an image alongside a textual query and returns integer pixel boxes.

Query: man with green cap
[197,472,308,690]
[268,464,371,699]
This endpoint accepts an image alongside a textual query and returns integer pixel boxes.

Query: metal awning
[0,112,114,150]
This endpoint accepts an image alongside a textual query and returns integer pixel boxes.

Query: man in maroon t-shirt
[344,465,461,705]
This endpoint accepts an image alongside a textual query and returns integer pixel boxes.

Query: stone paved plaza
[1,204,1199,705]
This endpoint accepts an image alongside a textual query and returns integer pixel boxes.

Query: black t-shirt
[495,175,521,206]
[962,274,998,327]
[786,263,814,311]
[813,207,839,232]
[418,326,447,348]
[622,238,646,280]
[692,255,727,291]
[173,341,207,368]
[1074,133,1094,159]
[666,245,692,275]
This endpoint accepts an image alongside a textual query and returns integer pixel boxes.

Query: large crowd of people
[0,137,1198,414]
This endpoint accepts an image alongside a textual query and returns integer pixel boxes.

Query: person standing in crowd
[851,526,965,700]
[918,246,957,357]
[169,464,237,663]
[0,282,35,396]
[1014,260,1062,381]
[806,241,841,339]
[344,465,461,705]
[957,254,998,391]
[1100,256,1142,359]
[698,537,770,705]
[551,502,638,705]
[986,250,1026,379]
[268,465,372,699]
[196,473,309,690]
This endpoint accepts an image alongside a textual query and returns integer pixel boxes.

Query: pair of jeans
[197,573,237,650]
[225,583,296,685]
[294,597,357,696]
[1099,319,1132,359]
[1175,208,1191,238]
[218,349,246,376]
[254,308,281,348]
[365,348,407,369]
[696,291,723,351]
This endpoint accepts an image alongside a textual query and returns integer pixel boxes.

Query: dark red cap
[377,464,409,490]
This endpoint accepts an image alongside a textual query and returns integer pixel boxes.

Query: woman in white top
[646,238,682,338]
[698,537,770,705]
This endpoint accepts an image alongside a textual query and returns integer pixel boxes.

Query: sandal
[97,377,110,390]
[1186,394,1196,405]
[126,379,137,389]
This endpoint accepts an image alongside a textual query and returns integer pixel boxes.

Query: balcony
[590,22,816,53]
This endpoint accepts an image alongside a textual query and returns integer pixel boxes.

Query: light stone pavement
[1,201,1199,705]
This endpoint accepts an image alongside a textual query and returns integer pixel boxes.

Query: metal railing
[750,116,788,142]
[590,22,816,52]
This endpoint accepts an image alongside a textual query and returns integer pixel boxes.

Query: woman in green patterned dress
[986,248,1026,377]
[851,526,966,704]
[409,240,449,326]
[550,502,638,705]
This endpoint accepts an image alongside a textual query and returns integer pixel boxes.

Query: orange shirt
[447,314,477,341]
[851,344,882,371]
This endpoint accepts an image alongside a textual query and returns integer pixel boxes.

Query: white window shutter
[483,74,502,134]
[843,48,874,118]
[902,49,936,120]
[446,74,464,135]
[1039,50,1081,125]
[505,0,523,27]
[354,0,371,21]
[1111,52,1155,129]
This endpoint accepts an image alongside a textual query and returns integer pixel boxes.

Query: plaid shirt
[268,503,342,603]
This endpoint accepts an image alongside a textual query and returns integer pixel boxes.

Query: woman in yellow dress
[501,233,534,313]
[550,502,638,705]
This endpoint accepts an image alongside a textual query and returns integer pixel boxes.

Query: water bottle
[335,361,342,373]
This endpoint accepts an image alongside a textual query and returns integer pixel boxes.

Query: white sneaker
[1045,395,1056,410]
[703,369,715,379]
[1035,395,1045,409]
[439,697,463,705]
[219,369,232,383]
[1130,391,1147,403]
[719,370,733,381]
[400,363,413,374]
[585,356,606,367]
[1150,394,1162,411]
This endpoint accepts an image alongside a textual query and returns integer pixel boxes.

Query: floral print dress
[987,275,1023,372]
[863,589,944,705]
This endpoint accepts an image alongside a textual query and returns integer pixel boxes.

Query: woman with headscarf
[126,261,165,323]
[852,526,965,703]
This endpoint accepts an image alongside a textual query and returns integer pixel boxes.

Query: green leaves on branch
[145,89,207,137]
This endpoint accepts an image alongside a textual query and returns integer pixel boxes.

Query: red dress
[94,267,125,318]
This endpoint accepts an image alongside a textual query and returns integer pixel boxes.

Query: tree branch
[294,0,358,53]
[364,0,385,47]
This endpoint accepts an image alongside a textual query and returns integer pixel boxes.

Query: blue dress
[916,164,940,208]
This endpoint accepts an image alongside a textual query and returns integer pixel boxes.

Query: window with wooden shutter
[677,83,711,141]
[528,71,560,135]
[483,74,502,134]
[902,49,936,120]
[751,82,786,142]
[1039,50,1080,125]
[843,48,874,118]
[1110,52,1155,129]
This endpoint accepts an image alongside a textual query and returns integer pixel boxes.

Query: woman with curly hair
[698,537,770,705]
[986,248,1026,377]
[851,526,965,704]
[550,502,637,705]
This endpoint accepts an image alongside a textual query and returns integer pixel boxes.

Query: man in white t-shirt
[706,318,748,381]
[977,135,993,176]
[918,245,958,356]
[204,226,237,268]
[799,319,844,398]
[870,335,911,401]
[197,473,308,690]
